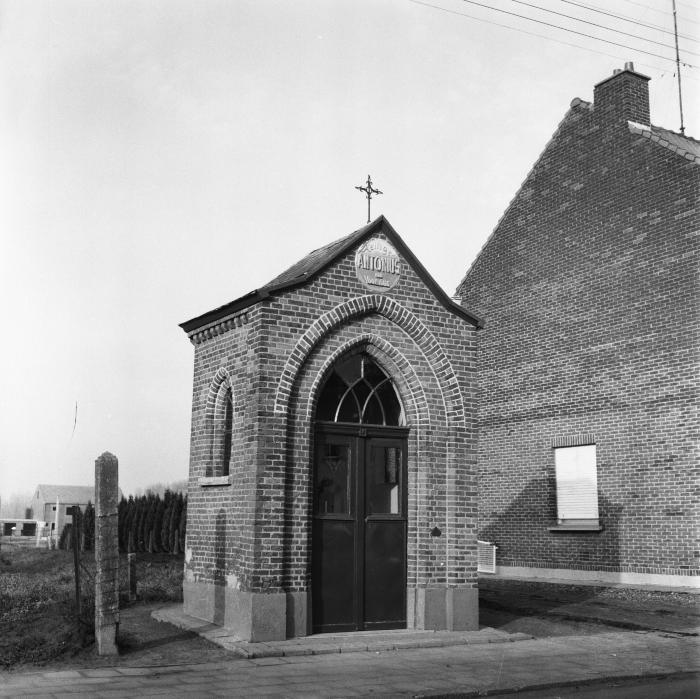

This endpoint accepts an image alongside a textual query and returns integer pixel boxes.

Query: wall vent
[477,540,497,574]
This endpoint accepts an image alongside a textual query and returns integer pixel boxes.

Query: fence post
[95,452,119,655]
[128,553,137,601]
[70,507,82,623]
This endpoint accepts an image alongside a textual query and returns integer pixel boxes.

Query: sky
[1,0,698,504]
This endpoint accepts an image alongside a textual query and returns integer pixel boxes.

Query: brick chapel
[180,65,699,641]
[180,220,482,641]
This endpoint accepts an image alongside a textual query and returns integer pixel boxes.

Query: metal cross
[355,174,382,224]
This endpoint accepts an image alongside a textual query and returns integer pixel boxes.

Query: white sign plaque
[354,237,402,291]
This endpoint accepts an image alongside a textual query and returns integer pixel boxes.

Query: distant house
[32,484,123,535]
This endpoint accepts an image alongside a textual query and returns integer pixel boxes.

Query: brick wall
[183,221,479,608]
[184,305,262,591]
[457,68,700,576]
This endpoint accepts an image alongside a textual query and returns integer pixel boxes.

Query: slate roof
[628,121,700,163]
[262,224,370,290]
[35,484,123,504]
[180,216,483,334]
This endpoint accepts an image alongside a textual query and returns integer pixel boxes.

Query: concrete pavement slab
[1,629,698,698]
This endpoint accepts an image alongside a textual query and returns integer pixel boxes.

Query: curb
[415,669,700,698]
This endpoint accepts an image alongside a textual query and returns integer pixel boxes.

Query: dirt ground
[478,577,700,638]
[6,577,698,674]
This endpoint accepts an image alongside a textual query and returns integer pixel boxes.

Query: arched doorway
[312,352,409,633]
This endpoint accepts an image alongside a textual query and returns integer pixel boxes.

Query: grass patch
[0,546,184,669]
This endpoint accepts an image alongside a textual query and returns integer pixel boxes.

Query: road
[486,672,700,698]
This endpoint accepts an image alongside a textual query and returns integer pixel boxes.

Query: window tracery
[316,354,404,426]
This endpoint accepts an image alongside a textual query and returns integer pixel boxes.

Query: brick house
[180,217,482,641]
[456,64,699,586]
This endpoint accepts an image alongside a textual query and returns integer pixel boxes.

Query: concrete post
[95,451,119,655]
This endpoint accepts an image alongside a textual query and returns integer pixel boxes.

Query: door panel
[311,519,356,631]
[312,427,407,633]
[363,520,406,628]
[312,433,355,632]
[363,438,407,629]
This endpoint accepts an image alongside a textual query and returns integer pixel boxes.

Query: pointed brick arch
[205,367,234,477]
[274,295,465,426]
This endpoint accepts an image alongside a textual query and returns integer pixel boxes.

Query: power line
[511,0,700,57]
[558,0,700,44]
[618,0,700,26]
[408,0,700,81]
[618,0,673,17]
[454,0,695,67]
[677,1,700,13]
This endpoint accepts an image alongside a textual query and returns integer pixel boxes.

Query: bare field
[0,546,184,669]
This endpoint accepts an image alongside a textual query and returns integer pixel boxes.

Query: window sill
[548,524,603,532]
[198,476,232,487]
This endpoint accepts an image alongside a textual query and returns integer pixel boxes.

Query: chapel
[180,218,482,641]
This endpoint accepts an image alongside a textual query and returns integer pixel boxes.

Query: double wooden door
[312,424,408,633]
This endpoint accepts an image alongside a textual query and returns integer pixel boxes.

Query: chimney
[593,62,650,126]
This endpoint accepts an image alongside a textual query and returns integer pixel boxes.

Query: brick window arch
[206,368,234,478]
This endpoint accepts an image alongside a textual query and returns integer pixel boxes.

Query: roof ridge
[650,122,700,145]
[628,121,700,164]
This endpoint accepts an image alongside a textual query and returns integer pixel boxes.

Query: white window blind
[554,444,599,525]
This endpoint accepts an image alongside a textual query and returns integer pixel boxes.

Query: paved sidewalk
[1,630,697,697]
[152,606,533,658]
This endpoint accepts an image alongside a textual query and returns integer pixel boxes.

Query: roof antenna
[355,175,382,224]
[671,0,685,134]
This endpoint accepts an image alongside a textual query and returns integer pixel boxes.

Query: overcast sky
[1,0,698,503]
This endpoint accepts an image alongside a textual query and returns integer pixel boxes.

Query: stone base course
[153,604,529,658]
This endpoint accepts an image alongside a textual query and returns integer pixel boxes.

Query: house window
[554,444,599,528]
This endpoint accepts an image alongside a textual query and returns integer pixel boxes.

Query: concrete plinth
[408,586,478,631]
[185,582,477,639]
[184,581,287,642]
[285,591,311,638]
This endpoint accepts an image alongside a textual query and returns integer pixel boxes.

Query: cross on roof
[355,174,382,224]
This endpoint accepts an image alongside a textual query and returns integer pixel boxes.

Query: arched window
[206,369,234,480]
[316,354,405,426]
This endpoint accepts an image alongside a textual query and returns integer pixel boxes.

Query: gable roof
[455,100,586,296]
[180,216,483,334]
[456,100,699,296]
[627,121,700,164]
[35,484,123,504]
